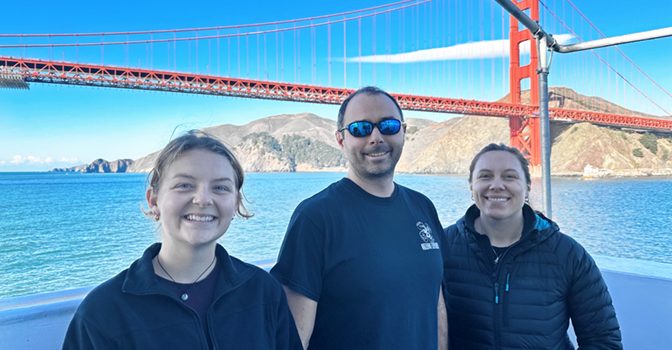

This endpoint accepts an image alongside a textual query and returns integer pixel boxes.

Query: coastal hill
[51,158,134,173]
[119,87,672,177]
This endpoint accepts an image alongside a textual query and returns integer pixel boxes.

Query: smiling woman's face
[147,148,238,249]
[470,150,529,221]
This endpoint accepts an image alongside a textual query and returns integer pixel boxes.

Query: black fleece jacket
[63,243,301,350]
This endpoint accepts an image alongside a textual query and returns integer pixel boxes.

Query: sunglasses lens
[348,121,374,137]
[378,119,401,135]
[345,119,402,137]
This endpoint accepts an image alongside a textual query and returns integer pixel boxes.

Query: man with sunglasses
[272,86,447,350]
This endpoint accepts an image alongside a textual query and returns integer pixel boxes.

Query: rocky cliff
[51,158,134,173]
[127,113,347,173]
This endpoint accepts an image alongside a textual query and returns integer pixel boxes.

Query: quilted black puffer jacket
[441,205,622,350]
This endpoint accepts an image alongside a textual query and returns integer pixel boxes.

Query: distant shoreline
[5,170,672,179]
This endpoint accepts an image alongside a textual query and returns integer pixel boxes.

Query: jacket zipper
[162,294,211,350]
[503,272,511,328]
[188,303,211,350]
[208,309,218,350]
[493,249,513,350]
[493,269,502,350]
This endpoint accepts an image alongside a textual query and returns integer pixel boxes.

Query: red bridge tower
[508,0,541,169]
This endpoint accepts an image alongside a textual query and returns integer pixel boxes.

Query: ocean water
[1,172,671,299]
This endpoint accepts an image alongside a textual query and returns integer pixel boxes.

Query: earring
[153,210,160,221]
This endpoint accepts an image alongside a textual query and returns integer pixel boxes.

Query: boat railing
[1,259,671,349]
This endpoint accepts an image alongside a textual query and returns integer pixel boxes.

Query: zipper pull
[494,282,500,304]
[505,273,510,292]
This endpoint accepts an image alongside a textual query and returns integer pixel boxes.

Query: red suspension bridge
[1,0,671,167]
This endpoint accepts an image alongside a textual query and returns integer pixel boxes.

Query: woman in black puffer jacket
[441,143,622,349]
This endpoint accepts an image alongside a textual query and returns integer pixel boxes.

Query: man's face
[337,93,405,182]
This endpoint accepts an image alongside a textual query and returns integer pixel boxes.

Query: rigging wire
[539,0,670,116]
[0,2,429,49]
[0,0,419,38]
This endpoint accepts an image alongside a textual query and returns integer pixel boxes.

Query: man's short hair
[337,86,404,129]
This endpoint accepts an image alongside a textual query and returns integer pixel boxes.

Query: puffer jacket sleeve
[566,240,622,350]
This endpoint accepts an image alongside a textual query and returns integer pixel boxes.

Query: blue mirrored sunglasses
[338,119,404,138]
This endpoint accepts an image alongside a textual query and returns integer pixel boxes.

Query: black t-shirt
[271,178,443,349]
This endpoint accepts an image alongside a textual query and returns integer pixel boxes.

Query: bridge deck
[2,56,672,132]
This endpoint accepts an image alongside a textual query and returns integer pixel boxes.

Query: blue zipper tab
[494,282,500,304]
[505,273,510,292]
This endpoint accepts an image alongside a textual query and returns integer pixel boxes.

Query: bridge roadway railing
[1,259,671,349]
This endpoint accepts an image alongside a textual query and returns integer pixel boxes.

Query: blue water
[1,172,671,299]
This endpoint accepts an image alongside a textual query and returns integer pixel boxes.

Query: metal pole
[494,0,557,48]
[537,36,552,218]
[556,27,672,53]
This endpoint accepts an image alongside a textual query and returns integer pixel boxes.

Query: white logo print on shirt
[416,221,439,250]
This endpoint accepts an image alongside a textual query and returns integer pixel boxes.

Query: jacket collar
[121,243,255,299]
[457,204,559,260]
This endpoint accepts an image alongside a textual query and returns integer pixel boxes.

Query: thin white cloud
[59,156,80,163]
[347,34,574,63]
[6,155,62,165]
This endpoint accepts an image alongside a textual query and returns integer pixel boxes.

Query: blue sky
[1,0,670,171]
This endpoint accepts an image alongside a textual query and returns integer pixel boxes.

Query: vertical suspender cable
[311,24,316,84]
[491,0,496,100]
[328,23,332,86]
[412,5,417,91]
[125,35,129,67]
[245,34,249,77]
[343,18,347,88]
[264,33,268,80]
[281,29,285,81]
[389,11,394,89]
[479,0,484,98]
[455,0,459,97]
[293,24,296,82]
[150,33,154,69]
[227,37,231,77]
[100,34,104,65]
[358,18,362,87]
[500,4,509,97]
[237,31,241,77]
[372,16,377,84]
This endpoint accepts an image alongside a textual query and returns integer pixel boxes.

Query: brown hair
[468,143,531,189]
[147,130,252,218]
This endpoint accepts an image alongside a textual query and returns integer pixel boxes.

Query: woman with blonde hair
[64,130,301,349]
